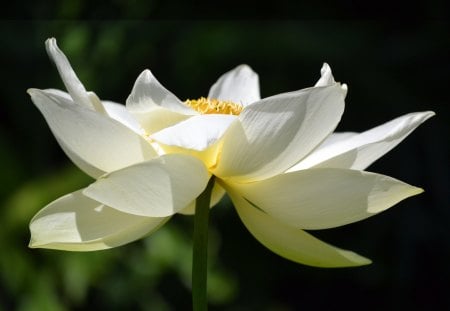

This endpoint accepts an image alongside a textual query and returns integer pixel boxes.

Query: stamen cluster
[185,97,243,115]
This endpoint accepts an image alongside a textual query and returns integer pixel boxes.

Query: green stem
[192,176,215,311]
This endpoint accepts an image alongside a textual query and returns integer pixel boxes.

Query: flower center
[185,97,243,115]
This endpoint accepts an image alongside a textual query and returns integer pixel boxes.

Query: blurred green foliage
[0,19,449,310]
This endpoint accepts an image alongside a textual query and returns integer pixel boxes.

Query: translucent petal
[213,84,346,182]
[102,101,145,135]
[227,188,371,267]
[29,190,168,251]
[126,69,195,114]
[290,111,435,171]
[28,89,157,175]
[125,70,196,134]
[208,65,260,106]
[151,114,237,151]
[84,154,210,217]
[233,168,423,230]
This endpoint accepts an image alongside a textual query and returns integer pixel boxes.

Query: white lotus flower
[29,38,434,267]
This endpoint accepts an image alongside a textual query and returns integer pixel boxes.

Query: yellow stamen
[185,97,243,115]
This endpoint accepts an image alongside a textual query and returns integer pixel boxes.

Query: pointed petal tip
[45,37,56,44]
[335,250,372,268]
[321,62,331,72]
[412,186,425,195]
[26,88,38,96]
[407,110,435,123]
[231,64,258,78]
[422,110,436,120]
[367,183,425,214]
[45,37,56,48]
[237,64,253,71]
[138,69,153,80]
[45,37,60,57]
[296,248,372,268]
[401,184,425,198]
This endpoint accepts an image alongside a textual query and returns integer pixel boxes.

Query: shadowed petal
[28,89,158,177]
[84,154,210,217]
[290,111,435,171]
[233,168,423,230]
[227,188,371,267]
[214,84,346,182]
[102,101,145,135]
[29,190,168,251]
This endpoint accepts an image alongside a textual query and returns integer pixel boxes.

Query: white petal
[213,84,346,182]
[45,38,93,109]
[314,63,335,87]
[44,88,107,114]
[289,111,435,171]
[43,88,73,100]
[102,101,144,135]
[317,132,358,147]
[234,168,423,230]
[208,65,260,106]
[126,69,195,114]
[131,106,192,136]
[83,154,210,217]
[55,136,106,178]
[151,114,237,151]
[179,182,226,215]
[125,70,195,135]
[29,190,168,251]
[28,89,157,176]
[227,188,371,267]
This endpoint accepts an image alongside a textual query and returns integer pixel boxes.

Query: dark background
[0,4,449,311]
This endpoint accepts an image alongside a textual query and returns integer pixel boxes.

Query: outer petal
[233,168,423,230]
[45,38,94,110]
[151,114,237,151]
[227,188,371,267]
[208,65,260,106]
[213,84,346,182]
[29,190,168,251]
[126,70,195,134]
[29,89,158,177]
[44,90,139,132]
[289,111,435,171]
[56,136,105,178]
[83,154,210,217]
[316,132,358,148]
